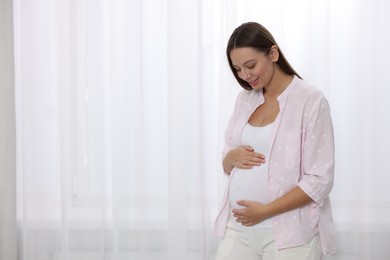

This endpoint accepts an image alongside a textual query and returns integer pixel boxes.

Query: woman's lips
[249,78,259,87]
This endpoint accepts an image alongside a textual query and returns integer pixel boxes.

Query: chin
[251,85,265,91]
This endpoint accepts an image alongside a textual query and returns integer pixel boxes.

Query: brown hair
[227,22,301,90]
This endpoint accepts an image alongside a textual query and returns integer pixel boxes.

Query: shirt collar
[277,75,298,103]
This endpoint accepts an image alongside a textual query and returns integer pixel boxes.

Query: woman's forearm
[264,186,313,218]
[232,186,314,226]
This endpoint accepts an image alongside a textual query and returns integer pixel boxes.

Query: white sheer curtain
[13,0,390,260]
[14,0,221,259]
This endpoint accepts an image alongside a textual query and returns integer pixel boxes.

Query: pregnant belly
[229,166,270,209]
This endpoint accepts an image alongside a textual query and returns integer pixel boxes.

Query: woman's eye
[247,64,255,69]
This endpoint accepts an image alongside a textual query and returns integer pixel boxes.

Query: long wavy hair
[227,22,301,90]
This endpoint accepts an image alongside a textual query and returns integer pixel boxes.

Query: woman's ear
[270,45,279,62]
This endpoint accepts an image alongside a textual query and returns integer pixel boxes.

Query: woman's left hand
[232,200,270,226]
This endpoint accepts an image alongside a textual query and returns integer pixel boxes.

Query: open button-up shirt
[214,76,336,255]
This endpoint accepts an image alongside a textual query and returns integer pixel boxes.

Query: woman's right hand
[223,145,266,173]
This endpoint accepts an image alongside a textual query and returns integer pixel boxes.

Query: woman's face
[229,46,277,90]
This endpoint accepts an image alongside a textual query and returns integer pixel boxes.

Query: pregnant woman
[214,22,336,260]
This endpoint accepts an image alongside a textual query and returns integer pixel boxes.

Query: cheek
[254,63,267,75]
[259,63,273,77]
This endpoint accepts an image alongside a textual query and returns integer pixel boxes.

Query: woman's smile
[248,77,259,87]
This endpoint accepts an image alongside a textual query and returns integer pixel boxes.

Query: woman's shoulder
[293,78,327,101]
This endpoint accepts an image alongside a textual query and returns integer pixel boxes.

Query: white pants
[215,222,323,260]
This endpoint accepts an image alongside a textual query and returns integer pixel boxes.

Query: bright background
[7,0,390,259]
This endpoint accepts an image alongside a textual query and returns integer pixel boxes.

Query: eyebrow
[232,59,256,68]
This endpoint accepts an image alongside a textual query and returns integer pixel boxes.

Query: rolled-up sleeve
[298,93,335,207]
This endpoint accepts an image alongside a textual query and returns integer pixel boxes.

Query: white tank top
[229,122,273,229]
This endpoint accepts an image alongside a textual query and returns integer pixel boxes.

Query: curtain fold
[0,0,17,259]
[13,0,390,259]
